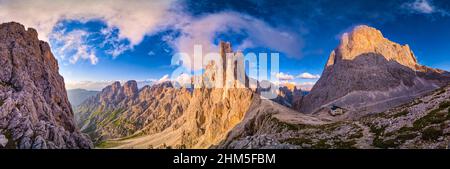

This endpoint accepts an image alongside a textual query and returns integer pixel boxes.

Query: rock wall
[0,22,92,149]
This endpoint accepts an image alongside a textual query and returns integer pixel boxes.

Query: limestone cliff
[0,22,92,149]
[300,25,450,115]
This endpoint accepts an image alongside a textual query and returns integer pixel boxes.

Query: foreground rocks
[218,85,450,149]
[0,22,93,149]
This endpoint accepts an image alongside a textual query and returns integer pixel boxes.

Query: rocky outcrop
[76,81,192,143]
[0,22,93,149]
[76,41,256,148]
[272,84,303,108]
[219,85,450,149]
[300,25,450,116]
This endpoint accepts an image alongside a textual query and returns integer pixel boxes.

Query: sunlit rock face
[327,25,418,69]
[0,22,93,149]
[300,25,450,115]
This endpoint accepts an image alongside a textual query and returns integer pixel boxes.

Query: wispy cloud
[169,12,304,70]
[50,29,98,64]
[0,0,176,64]
[402,0,449,16]
[0,1,304,68]
[0,0,175,44]
[99,27,132,58]
[157,74,170,83]
[297,72,320,79]
[275,72,295,81]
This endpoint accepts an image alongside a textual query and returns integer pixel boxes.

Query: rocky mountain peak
[0,22,92,149]
[301,25,449,115]
[110,81,122,92]
[328,25,418,69]
[97,80,140,104]
[122,80,138,97]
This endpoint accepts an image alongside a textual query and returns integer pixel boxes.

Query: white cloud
[157,74,171,83]
[169,12,304,70]
[0,0,175,44]
[407,0,434,13]
[296,82,316,91]
[174,73,192,86]
[99,27,132,58]
[275,72,295,81]
[402,0,449,15]
[297,72,320,79]
[0,0,175,64]
[50,29,99,64]
[272,81,316,91]
[0,1,305,68]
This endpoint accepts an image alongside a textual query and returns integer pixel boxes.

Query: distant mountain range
[67,89,99,108]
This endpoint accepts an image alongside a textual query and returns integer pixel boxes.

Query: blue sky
[1,0,450,90]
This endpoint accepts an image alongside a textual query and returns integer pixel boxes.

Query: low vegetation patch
[272,118,316,131]
[369,124,387,136]
[98,109,125,127]
[349,129,364,139]
[283,137,313,146]
[284,137,356,149]
[116,132,144,141]
[0,81,20,91]
[372,137,399,149]
[389,110,409,118]
[413,102,449,130]
[372,101,450,148]
[3,130,17,149]
[96,140,123,149]
[421,127,443,141]
[369,124,402,148]
[311,140,332,149]
[333,140,357,149]
[434,88,447,96]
